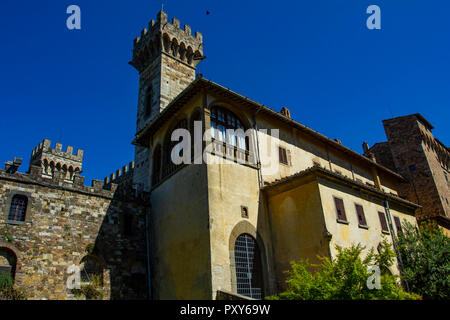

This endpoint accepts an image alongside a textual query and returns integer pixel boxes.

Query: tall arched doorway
[234,234,264,299]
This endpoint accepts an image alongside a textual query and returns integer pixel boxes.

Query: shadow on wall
[88,193,150,300]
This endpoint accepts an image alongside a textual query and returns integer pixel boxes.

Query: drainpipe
[383,199,409,291]
[253,107,264,188]
[145,208,152,299]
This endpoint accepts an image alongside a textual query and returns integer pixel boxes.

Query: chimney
[362,142,370,155]
[280,107,291,119]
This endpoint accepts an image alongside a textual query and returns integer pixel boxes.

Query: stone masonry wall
[367,142,397,172]
[382,115,449,221]
[0,168,148,300]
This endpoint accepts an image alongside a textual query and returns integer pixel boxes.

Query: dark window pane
[8,195,27,222]
[234,234,264,299]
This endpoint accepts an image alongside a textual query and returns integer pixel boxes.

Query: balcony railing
[154,140,256,188]
[210,139,255,165]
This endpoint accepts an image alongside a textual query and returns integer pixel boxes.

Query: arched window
[62,165,69,180]
[43,159,49,175]
[163,119,188,177]
[190,110,202,137]
[49,162,55,176]
[0,248,17,280]
[80,255,103,286]
[152,145,162,186]
[69,166,74,181]
[190,111,202,157]
[211,107,248,150]
[8,195,27,222]
[234,234,264,299]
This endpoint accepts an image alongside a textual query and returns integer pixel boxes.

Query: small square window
[241,206,248,219]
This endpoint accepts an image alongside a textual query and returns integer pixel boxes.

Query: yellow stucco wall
[205,153,276,298]
[265,178,330,290]
[318,177,417,274]
[254,114,399,196]
[150,163,211,299]
[148,94,212,299]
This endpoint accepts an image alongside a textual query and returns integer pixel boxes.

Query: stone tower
[29,139,84,182]
[370,114,449,223]
[129,10,204,191]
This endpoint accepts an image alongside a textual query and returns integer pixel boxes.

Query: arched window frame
[210,106,248,151]
[0,247,18,281]
[162,118,188,177]
[152,144,162,186]
[233,233,264,299]
[4,192,32,224]
[80,254,104,286]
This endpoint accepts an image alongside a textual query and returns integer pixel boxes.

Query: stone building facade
[130,10,204,192]
[0,140,149,300]
[2,10,443,300]
[367,114,449,234]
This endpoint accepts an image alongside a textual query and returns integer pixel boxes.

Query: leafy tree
[267,240,419,300]
[396,221,450,300]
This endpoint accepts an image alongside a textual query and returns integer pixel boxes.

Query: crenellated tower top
[130,10,204,73]
[29,139,84,182]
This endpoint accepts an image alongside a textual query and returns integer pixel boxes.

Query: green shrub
[0,274,13,290]
[267,241,420,300]
[396,221,450,300]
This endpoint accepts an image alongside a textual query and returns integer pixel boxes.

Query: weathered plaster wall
[149,163,211,299]
[206,154,276,299]
[265,179,329,291]
[318,177,417,274]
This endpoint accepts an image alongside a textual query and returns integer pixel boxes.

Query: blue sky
[0,0,448,184]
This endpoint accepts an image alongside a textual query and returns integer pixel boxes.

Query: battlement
[29,139,84,182]
[1,165,118,199]
[130,10,204,72]
[31,139,84,163]
[103,161,135,187]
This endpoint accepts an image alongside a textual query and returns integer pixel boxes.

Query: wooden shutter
[394,216,403,234]
[279,147,287,165]
[378,211,389,232]
[287,149,292,166]
[355,204,367,226]
[334,198,347,221]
